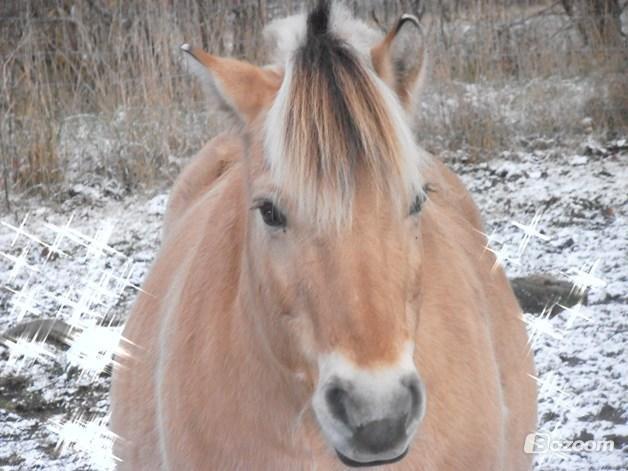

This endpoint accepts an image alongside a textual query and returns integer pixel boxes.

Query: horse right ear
[371,15,429,114]
[180,44,281,124]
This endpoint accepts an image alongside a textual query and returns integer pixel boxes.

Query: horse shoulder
[163,133,243,239]
[420,157,536,469]
[111,157,244,469]
[110,269,170,469]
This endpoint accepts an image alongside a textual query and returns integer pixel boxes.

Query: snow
[450,137,627,470]
[0,134,626,469]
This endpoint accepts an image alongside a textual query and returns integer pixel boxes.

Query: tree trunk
[561,0,625,48]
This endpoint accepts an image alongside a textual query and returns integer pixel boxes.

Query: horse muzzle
[312,352,425,466]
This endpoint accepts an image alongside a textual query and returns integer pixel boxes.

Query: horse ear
[180,44,281,123]
[371,15,428,113]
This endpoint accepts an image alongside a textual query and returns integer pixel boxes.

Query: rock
[570,155,589,166]
[1,319,73,348]
[559,353,585,366]
[596,404,625,425]
[602,433,627,449]
[510,274,586,316]
[572,429,594,442]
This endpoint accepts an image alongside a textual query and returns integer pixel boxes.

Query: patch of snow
[0,134,626,469]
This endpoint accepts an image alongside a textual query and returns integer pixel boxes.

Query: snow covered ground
[0,134,626,469]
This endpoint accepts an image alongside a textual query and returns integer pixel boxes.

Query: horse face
[183,1,429,463]
[244,164,426,464]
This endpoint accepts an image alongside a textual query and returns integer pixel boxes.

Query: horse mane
[264,0,425,227]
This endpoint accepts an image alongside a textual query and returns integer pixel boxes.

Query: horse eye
[409,184,434,216]
[259,201,287,228]
[409,194,424,216]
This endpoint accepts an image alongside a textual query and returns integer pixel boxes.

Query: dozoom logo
[524,433,615,454]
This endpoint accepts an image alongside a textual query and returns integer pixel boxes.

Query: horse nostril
[354,417,408,454]
[326,385,351,427]
[401,374,423,425]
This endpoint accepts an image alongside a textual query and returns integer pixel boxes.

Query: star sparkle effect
[529,371,572,409]
[521,304,564,353]
[0,212,148,468]
[0,201,613,469]
[0,245,40,282]
[481,228,517,271]
[565,259,606,298]
[473,207,612,468]
[511,209,550,257]
[5,281,41,322]
[65,325,136,381]
[2,333,56,371]
[49,412,122,471]
[560,302,593,329]
[527,371,575,461]
[480,210,549,271]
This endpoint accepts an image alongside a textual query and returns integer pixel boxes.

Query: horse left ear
[371,15,428,113]
[181,44,281,123]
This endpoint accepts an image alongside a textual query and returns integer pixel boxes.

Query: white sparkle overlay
[49,413,122,471]
[0,137,626,470]
[0,212,147,468]
[479,203,625,467]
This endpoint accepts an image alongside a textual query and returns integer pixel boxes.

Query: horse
[110,2,537,469]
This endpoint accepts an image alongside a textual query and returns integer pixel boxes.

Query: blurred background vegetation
[0,0,626,208]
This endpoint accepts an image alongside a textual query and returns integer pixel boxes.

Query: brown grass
[1,0,626,208]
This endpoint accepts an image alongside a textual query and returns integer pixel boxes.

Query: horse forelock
[263,1,425,228]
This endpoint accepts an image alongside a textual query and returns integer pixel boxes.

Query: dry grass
[1,0,626,208]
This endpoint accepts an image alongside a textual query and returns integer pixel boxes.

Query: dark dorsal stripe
[274,0,414,226]
[307,0,331,37]
[293,1,376,182]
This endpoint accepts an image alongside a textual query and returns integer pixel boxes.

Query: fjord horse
[110,2,536,469]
